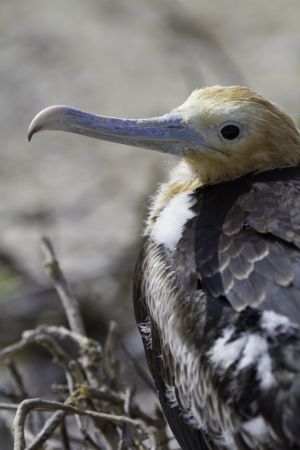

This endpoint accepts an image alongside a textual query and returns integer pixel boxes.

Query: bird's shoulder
[189,166,300,324]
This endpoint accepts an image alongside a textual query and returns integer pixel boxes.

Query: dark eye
[220,124,241,140]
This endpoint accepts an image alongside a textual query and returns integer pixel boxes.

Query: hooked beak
[28,105,207,156]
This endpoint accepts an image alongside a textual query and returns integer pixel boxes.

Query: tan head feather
[175,86,300,183]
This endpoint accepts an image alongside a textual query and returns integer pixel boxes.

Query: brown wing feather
[193,168,300,325]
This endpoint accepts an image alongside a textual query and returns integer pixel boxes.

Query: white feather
[242,416,268,442]
[260,310,292,335]
[208,327,247,371]
[150,191,196,251]
[237,334,276,390]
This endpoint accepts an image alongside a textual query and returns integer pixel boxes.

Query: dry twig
[0,236,168,449]
[40,236,86,335]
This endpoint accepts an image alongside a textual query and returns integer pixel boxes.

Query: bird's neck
[145,160,202,235]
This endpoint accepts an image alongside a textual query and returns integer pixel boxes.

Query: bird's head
[28,86,300,183]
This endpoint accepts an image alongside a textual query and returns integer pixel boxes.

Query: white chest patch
[150,191,196,251]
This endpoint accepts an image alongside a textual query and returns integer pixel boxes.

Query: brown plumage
[29,86,300,449]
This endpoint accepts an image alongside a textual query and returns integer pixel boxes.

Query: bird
[28,85,300,450]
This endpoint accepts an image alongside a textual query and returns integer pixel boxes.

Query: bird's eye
[219,123,241,141]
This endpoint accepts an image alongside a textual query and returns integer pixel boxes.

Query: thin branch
[31,325,94,351]
[67,385,162,428]
[0,236,166,449]
[123,387,132,417]
[4,359,27,399]
[4,358,39,436]
[0,333,36,359]
[60,419,71,450]
[0,329,85,388]
[0,402,18,410]
[25,409,68,450]
[13,398,158,450]
[40,236,86,335]
[118,387,133,450]
[104,321,119,386]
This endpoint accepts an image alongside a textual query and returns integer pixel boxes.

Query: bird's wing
[134,249,214,450]
[194,171,300,324]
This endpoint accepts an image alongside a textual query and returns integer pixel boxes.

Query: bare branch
[0,329,85,389]
[104,321,119,386]
[4,359,27,399]
[13,398,158,450]
[0,333,36,359]
[25,409,68,450]
[40,236,86,335]
[60,419,71,450]
[0,236,166,449]
[0,402,18,410]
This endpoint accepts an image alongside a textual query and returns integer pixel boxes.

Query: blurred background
[1,0,300,447]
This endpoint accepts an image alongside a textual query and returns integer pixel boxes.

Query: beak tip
[27,122,39,142]
[28,111,46,142]
[27,105,67,143]
[27,129,33,142]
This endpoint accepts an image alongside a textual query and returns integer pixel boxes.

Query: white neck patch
[150,191,196,251]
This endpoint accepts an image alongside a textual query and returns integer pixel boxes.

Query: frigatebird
[29,86,300,450]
